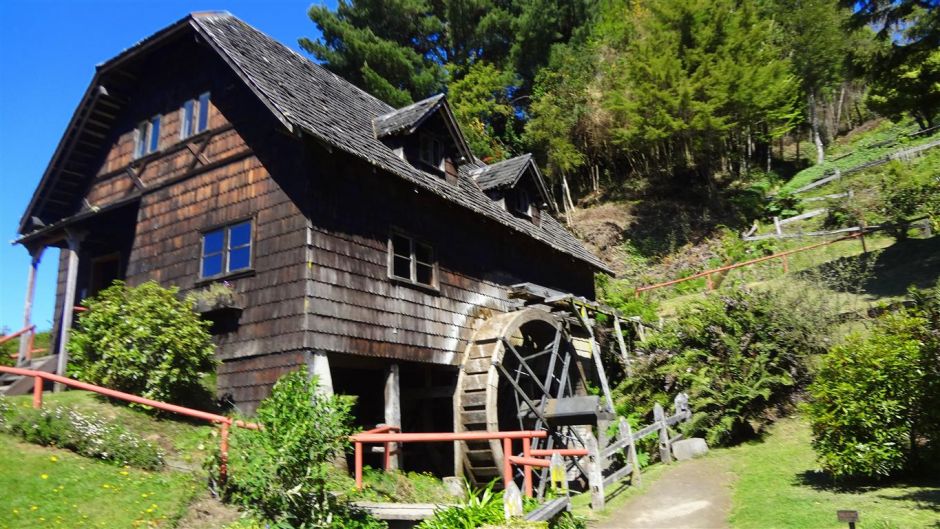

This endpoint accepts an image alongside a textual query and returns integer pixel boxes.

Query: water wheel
[454,308,594,488]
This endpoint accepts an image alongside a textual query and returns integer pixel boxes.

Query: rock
[672,438,709,461]
[443,476,466,499]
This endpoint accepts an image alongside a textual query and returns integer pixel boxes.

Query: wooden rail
[634,232,864,297]
[0,366,258,482]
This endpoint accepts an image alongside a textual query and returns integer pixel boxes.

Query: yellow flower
[120,471,129,476]
[49,456,58,463]
[30,506,38,511]
[40,474,48,480]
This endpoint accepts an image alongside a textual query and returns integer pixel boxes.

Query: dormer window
[418,134,444,171]
[181,92,211,140]
[133,115,161,159]
[510,188,532,217]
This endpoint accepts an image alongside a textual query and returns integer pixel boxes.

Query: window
[510,188,532,217]
[389,232,435,288]
[180,92,211,140]
[134,115,161,159]
[418,134,444,170]
[201,220,252,278]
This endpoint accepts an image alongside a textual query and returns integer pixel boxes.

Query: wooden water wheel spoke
[456,308,596,489]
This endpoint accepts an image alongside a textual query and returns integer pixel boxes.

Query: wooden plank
[603,462,634,487]
[524,497,570,522]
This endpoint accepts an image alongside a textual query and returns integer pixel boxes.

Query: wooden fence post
[654,403,673,464]
[585,435,605,510]
[618,417,641,485]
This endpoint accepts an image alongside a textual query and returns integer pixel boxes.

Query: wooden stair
[0,355,58,396]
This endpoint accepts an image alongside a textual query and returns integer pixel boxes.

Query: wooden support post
[305,351,334,395]
[613,317,632,378]
[384,363,401,470]
[55,231,83,391]
[859,229,868,254]
[585,434,605,510]
[18,246,43,366]
[597,418,611,472]
[654,403,673,464]
[773,216,783,236]
[705,273,714,291]
[618,418,641,485]
[219,422,230,484]
[782,254,790,274]
[355,441,364,489]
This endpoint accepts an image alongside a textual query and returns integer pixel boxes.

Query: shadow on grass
[794,469,940,500]
[803,236,940,298]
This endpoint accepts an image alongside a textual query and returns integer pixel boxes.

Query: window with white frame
[180,92,211,140]
[201,220,252,278]
[389,232,435,288]
[133,115,161,159]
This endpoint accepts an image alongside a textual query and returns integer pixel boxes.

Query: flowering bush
[0,398,164,469]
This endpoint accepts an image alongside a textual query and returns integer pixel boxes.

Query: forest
[302,0,938,213]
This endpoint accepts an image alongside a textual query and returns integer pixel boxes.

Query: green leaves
[220,371,383,528]
[67,281,216,406]
[808,284,940,479]
[615,287,829,447]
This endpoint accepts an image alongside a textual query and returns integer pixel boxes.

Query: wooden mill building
[12,12,609,474]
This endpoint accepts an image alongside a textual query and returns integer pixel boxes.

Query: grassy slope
[0,392,219,529]
[0,435,199,529]
[780,120,938,193]
[728,417,940,529]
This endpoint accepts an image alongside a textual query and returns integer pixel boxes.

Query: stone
[672,438,709,461]
[443,476,466,499]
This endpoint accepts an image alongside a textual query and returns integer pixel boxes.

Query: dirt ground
[591,456,734,529]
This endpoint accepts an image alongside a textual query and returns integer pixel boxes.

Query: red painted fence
[0,366,258,481]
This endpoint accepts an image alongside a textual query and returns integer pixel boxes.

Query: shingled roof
[20,12,610,273]
[471,154,534,190]
[373,94,444,137]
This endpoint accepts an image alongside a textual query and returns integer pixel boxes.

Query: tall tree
[773,0,853,164]
[844,0,940,129]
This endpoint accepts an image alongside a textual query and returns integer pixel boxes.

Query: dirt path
[591,456,734,529]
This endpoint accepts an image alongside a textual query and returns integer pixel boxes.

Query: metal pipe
[355,442,364,490]
[529,448,589,457]
[351,430,548,443]
[503,438,513,489]
[219,422,230,484]
[33,376,42,409]
[522,437,533,497]
[0,366,258,429]
[507,455,551,468]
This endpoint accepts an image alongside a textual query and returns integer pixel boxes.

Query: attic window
[389,232,436,289]
[133,116,161,159]
[181,92,211,140]
[510,189,532,217]
[418,134,444,171]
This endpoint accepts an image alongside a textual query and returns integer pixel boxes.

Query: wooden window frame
[133,115,161,159]
[199,219,254,280]
[387,230,438,291]
[417,133,444,172]
[180,92,211,141]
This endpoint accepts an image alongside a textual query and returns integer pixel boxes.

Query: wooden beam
[55,231,84,391]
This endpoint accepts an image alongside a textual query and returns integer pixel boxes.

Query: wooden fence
[586,393,692,510]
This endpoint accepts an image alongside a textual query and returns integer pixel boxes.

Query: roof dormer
[470,154,557,220]
[373,95,473,183]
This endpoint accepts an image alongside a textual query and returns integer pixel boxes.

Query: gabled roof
[18,12,610,273]
[373,94,443,137]
[471,154,557,212]
[372,94,474,163]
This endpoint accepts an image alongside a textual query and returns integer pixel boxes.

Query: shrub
[615,287,830,446]
[216,370,384,529]
[808,285,940,479]
[0,398,164,469]
[67,281,217,406]
[417,481,504,529]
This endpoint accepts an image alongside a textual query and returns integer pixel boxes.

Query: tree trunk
[834,85,845,135]
[809,91,825,165]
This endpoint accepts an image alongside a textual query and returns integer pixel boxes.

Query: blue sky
[0,0,334,332]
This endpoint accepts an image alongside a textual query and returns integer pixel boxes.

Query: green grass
[0,434,199,529]
[780,120,937,194]
[728,417,940,529]
[4,391,217,468]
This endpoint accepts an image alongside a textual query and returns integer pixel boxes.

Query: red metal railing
[0,366,258,481]
[0,325,41,362]
[350,429,587,497]
[634,231,865,297]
